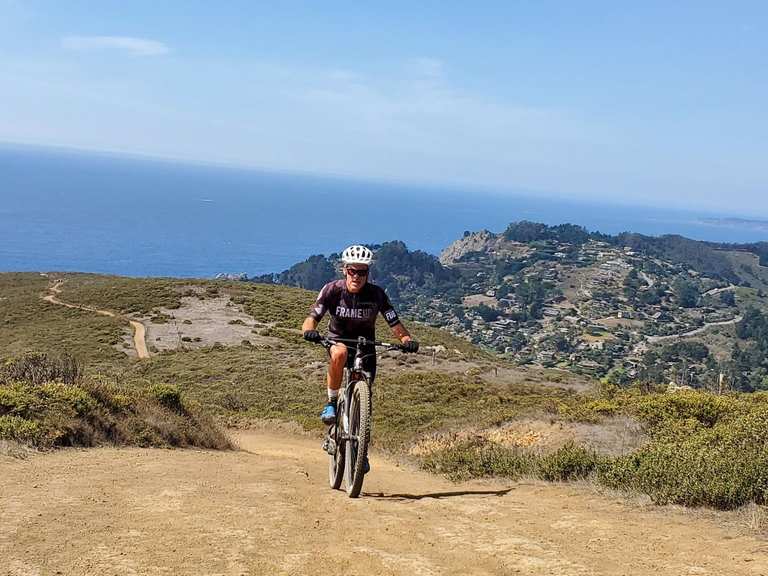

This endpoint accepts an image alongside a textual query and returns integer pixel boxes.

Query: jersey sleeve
[379,289,401,327]
[309,283,332,321]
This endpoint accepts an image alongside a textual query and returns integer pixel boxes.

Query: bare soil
[141,295,282,352]
[462,293,498,308]
[410,416,646,458]
[2,430,767,576]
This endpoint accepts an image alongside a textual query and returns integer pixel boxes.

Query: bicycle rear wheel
[328,396,345,489]
[344,380,371,498]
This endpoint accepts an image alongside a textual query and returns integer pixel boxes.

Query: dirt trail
[2,430,767,576]
[42,279,150,359]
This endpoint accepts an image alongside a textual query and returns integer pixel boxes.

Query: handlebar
[319,336,414,353]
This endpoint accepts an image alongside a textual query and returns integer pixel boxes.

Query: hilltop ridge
[257,221,768,391]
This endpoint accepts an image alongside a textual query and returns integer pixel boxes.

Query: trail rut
[2,430,767,575]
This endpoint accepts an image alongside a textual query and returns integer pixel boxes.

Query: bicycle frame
[320,335,405,497]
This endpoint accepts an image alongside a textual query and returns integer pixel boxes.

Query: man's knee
[329,345,348,366]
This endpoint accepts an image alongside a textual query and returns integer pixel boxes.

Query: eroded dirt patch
[139,294,282,352]
[409,416,646,457]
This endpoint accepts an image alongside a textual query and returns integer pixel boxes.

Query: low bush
[0,354,231,450]
[422,438,535,481]
[630,390,739,428]
[422,438,599,483]
[148,383,184,413]
[537,442,600,481]
[2,353,83,386]
[598,405,768,509]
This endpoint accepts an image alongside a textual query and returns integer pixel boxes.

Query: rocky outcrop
[439,231,496,266]
[439,230,531,266]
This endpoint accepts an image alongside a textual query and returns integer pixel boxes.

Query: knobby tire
[344,380,371,498]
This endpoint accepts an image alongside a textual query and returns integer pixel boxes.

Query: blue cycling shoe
[363,455,370,474]
[320,402,337,424]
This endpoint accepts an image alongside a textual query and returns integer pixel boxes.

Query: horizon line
[0,139,758,221]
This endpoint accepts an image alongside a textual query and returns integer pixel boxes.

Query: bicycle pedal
[322,437,336,455]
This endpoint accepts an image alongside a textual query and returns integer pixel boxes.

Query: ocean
[1,145,766,278]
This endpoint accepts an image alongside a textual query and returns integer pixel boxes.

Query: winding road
[646,314,744,344]
[42,279,150,359]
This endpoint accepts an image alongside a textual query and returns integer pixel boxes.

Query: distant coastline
[700,217,768,232]
[4,145,768,277]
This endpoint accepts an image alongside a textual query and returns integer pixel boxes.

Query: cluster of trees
[473,303,500,322]
[364,241,461,300]
[252,240,461,305]
[252,254,336,290]
[673,277,699,308]
[614,233,739,283]
[718,241,768,267]
[499,221,754,287]
[728,306,768,391]
[503,221,595,245]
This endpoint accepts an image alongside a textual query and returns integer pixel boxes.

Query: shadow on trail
[364,488,513,501]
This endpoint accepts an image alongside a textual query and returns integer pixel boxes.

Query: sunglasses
[346,268,369,277]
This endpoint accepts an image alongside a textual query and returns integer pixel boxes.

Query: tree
[278,254,337,290]
[473,304,500,322]
[674,277,699,308]
[720,290,736,307]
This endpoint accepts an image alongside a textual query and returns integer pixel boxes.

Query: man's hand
[303,330,321,343]
[402,339,419,353]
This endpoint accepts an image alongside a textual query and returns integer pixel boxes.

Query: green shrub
[0,415,41,442]
[537,442,600,481]
[598,405,768,509]
[422,438,535,481]
[148,383,184,413]
[631,390,738,428]
[0,353,231,450]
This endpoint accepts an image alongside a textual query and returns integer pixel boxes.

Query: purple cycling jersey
[309,279,401,340]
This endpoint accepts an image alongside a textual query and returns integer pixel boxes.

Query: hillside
[258,222,768,391]
[4,271,768,516]
[0,272,590,449]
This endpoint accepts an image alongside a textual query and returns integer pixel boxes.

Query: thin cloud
[407,57,445,79]
[61,35,169,57]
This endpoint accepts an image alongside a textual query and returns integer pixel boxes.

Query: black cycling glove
[303,330,321,343]
[402,339,419,353]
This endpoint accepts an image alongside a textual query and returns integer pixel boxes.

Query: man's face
[344,265,369,293]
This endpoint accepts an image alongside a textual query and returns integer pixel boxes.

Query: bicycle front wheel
[344,380,371,498]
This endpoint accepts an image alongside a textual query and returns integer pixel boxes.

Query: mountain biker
[301,244,419,426]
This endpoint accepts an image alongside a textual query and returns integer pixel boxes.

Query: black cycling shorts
[330,343,377,382]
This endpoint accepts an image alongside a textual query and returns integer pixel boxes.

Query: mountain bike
[318,336,412,498]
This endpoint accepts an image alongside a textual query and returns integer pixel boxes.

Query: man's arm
[390,322,419,352]
[303,282,332,341]
[390,322,412,343]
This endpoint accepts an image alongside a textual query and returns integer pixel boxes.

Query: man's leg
[322,344,347,423]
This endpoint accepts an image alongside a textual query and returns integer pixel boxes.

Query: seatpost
[354,336,366,370]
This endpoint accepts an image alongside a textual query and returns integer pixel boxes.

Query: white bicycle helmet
[341,244,374,266]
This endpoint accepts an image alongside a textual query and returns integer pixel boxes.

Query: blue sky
[1,1,766,214]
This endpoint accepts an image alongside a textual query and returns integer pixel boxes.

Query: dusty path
[42,279,150,359]
[2,430,767,576]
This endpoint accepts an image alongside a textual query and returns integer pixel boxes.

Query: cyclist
[301,244,419,425]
